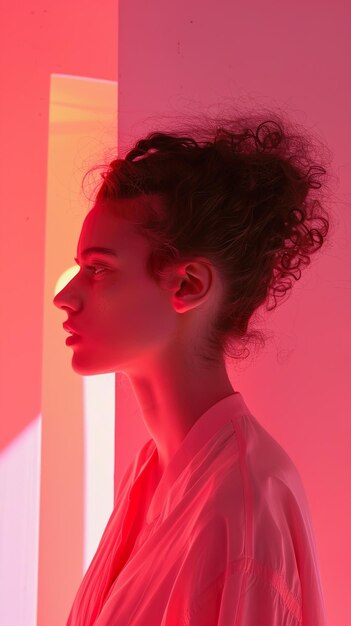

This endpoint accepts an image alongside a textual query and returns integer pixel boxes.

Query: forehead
[76,199,145,255]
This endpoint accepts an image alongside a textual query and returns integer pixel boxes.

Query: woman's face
[53,198,178,375]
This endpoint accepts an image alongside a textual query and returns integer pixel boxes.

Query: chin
[71,359,111,376]
[72,358,125,376]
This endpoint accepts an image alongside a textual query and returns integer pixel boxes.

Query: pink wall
[117,2,351,626]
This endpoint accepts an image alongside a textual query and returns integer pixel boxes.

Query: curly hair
[82,108,337,363]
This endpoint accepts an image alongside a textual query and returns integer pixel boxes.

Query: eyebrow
[74,247,118,262]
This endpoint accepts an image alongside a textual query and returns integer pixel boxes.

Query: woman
[53,110,333,625]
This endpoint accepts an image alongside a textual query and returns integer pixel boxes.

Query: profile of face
[53,198,186,376]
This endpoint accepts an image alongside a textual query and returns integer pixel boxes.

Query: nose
[53,265,80,309]
[52,288,70,311]
[52,291,63,308]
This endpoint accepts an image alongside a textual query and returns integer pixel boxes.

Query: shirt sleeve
[164,560,303,626]
[161,514,303,626]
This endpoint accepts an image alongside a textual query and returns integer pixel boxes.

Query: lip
[65,334,81,345]
[63,322,80,335]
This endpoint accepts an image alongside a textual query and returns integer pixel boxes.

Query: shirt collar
[142,391,253,512]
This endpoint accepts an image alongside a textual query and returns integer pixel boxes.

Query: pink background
[0,1,350,625]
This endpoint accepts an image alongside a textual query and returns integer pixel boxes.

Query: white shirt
[66,391,329,625]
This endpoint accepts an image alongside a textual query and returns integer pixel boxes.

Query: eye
[85,265,107,276]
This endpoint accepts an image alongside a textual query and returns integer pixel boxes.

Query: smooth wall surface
[117,2,351,626]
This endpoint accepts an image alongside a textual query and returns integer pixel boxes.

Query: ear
[170,260,213,314]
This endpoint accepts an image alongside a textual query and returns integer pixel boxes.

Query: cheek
[69,291,176,375]
[102,286,175,350]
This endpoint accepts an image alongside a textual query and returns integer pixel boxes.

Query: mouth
[65,333,81,345]
[63,323,80,335]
